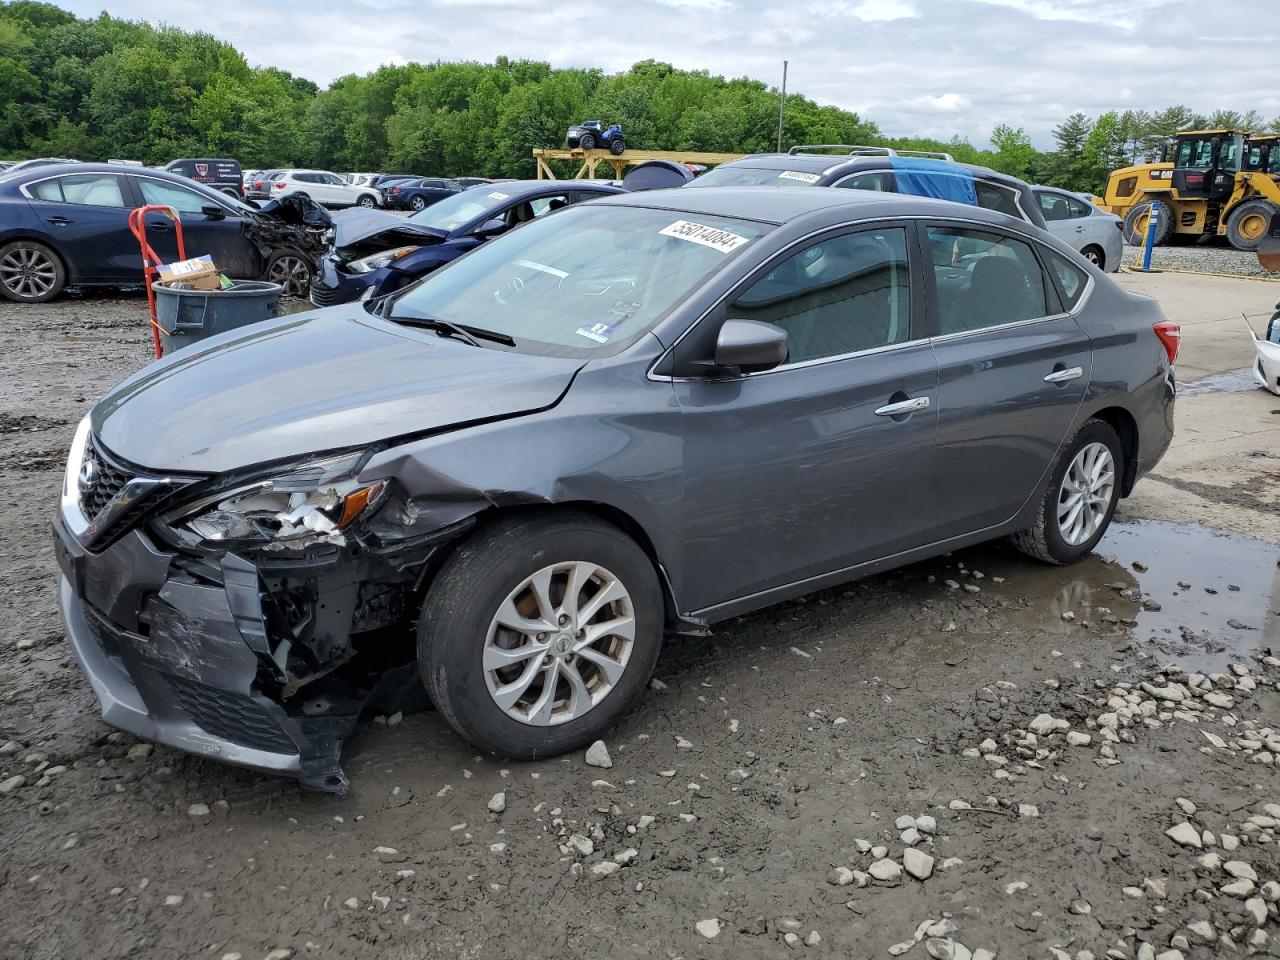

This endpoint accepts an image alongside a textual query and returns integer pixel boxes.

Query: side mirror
[200,203,226,219]
[713,319,787,373]
[474,217,507,238]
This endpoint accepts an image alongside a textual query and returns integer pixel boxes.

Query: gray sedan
[1034,185,1124,271]
[54,187,1177,790]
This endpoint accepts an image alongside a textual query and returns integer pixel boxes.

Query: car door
[23,171,136,283]
[924,221,1092,539]
[1035,189,1074,244]
[132,175,260,279]
[321,173,350,205]
[672,224,940,613]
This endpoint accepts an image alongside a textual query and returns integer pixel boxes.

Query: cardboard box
[156,255,220,291]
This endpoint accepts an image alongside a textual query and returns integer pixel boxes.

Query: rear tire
[358,194,377,209]
[418,512,663,758]
[1011,419,1124,565]
[1225,199,1279,252]
[0,240,66,303]
[579,133,596,151]
[410,195,427,211]
[1123,199,1171,247]
[1080,244,1105,270]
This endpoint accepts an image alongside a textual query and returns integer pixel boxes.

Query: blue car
[0,162,330,301]
[309,179,626,307]
[381,177,463,211]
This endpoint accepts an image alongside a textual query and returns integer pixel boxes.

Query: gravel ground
[1,295,1279,960]
[1122,243,1276,280]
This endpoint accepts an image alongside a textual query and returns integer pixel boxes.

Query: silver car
[1034,186,1124,272]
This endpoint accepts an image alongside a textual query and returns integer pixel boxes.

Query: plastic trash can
[151,279,283,354]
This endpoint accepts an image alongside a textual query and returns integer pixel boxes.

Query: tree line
[1,2,1276,193]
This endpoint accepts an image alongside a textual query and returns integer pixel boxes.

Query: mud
[1,295,1278,960]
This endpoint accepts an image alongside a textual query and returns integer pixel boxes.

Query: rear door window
[927,226,1049,335]
[1037,191,1073,221]
[136,177,216,214]
[974,181,1024,220]
[31,174,126,207]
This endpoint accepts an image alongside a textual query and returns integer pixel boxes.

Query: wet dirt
[1,296,1278,960]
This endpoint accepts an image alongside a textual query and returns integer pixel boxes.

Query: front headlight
[164,451,386,548]
[347,246,420,274]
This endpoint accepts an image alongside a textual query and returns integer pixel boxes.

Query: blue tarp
[889,157,977,207]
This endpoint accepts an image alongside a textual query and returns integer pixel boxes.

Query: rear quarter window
[1043,249,1089,310]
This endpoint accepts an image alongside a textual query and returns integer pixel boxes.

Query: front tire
[609,138,626,156]
[1011,419,1123,565]
[418,512,663,758]
[1225,199,1278,252]
[264,249,313,298]
[0,240,66,303]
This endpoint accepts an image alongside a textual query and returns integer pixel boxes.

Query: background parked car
[162,158,244,200]
[344,172,378,188]
[246,170,283,200]
[0,163,329,301]
[311,179,624,306]
[382,177,463,211]
[0,158,78,177]
[1033,185,1123,271]
[371,173,419,189]
[456,177,494,189]
[689,147,1049,229]
[268,170,380,208]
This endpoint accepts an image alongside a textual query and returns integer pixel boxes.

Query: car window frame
[128,173,243,217]
[918,217,1091,342]
[20,171,131,209]
[650,217,929,383]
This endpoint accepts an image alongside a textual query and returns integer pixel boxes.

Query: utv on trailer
[566,120,625,155]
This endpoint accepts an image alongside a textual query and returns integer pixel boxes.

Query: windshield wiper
[387,315,515,347]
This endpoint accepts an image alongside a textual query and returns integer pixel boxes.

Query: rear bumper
[54,513,350,791]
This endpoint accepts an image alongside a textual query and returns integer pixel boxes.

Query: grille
[79,440,133,521]
[165,674,299,755]
[308,279,346,308]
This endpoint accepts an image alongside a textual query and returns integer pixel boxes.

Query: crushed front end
[53,418,469,793]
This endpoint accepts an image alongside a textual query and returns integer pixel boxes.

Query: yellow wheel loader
[1100,130,1280,252]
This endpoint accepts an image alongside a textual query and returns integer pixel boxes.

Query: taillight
[1153,320,1180,364]
[390,187,401,194]
[274,182,285,189]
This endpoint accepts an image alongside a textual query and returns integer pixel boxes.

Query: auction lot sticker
[659,219,750,253]
[778,170,820,184]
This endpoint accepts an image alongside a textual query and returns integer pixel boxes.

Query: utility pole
[776,60,788,153]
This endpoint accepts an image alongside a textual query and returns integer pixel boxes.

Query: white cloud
[54,0,1280,147]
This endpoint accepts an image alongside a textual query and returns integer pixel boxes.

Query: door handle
[147,221,172,233]
[1044,366,1083,384]
[46,216,72,226]
[875,396,930,417]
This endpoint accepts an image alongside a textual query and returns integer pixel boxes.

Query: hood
[93,310,582,474]
[331,207,445,249]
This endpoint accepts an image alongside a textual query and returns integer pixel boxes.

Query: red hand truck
[127,204,186,359]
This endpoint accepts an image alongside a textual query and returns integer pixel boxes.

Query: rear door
[673,223,940,612]
[24,171,136,283]
[924,222,1092,538]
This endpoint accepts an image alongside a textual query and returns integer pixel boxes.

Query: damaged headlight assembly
[346,246,420,274]
[162,451,387,550]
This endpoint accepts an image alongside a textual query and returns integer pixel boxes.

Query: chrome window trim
[646,212,1095,384]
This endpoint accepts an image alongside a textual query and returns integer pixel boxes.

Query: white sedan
[266,170,381,209]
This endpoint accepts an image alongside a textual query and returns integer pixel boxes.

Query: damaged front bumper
[53,432,474,793]
[55,513,358,791]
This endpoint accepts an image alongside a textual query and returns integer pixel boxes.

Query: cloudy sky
[61,0,1277,147]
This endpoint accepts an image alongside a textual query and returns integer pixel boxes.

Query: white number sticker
[488,191,509,201]
[658,220,750,254]
[778,170,820,184]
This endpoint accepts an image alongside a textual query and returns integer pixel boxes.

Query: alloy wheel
[1083,248,1102,265]
[0,245,57,299]
[1056,441,1115,546]
[268,256,310,298]
[483,561,635,726]
[411,197,426,211]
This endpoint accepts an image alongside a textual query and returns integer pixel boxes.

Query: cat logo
[195,163,209,177]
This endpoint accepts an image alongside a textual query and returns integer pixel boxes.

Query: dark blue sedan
[381,177,463,211]
[0,162,326,301]
[310,180,625,307]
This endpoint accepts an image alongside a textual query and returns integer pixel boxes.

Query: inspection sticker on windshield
[488,191,509,201]
[659,220,750,254]
[778,170,820,184]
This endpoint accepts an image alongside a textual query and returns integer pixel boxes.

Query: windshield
[687,165,821,188]
[388,204,768,358]
[407,187,517,232]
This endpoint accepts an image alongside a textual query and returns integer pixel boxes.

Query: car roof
[591,184,1034,229]
[726,152,1022,186]
[472,179,626,197]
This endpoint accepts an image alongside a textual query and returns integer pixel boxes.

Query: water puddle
[907,520,1279,673]
[1178,368,1259,397]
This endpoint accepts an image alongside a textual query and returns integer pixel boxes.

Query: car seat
[942,256,1041,334]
